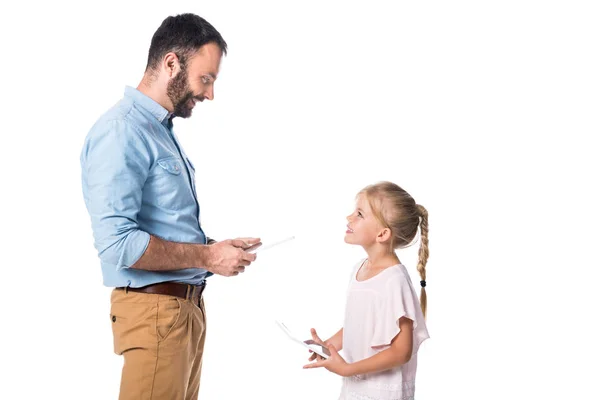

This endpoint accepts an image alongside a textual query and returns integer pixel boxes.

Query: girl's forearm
[326,328,343,351]
[346,347,410,376]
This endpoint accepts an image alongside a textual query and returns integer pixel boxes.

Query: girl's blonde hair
[359,181,430,318]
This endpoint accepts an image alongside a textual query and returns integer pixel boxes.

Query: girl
[304,181,430,400]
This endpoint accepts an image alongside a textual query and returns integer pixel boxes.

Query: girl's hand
[304,328,329,362]
[303,344,352,377]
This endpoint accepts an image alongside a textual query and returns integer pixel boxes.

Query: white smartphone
[244,242,263,253]
[246,236,295,254]
[275,320,330,359]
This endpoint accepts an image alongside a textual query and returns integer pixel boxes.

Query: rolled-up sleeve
[81,119,151,270]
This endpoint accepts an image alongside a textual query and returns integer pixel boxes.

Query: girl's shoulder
[380,263,410,281]
[380,264,415,291]
[388,263,409,276]
[350,261,411,288]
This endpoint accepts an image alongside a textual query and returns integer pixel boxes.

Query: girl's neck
[363,246,400,270]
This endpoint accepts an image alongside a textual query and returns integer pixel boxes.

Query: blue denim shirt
[81,86,209,287]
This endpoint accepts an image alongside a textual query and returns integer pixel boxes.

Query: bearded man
[80,13,260,400]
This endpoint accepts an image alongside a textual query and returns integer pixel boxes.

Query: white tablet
[275,320,330,359]
[246,236,295,254]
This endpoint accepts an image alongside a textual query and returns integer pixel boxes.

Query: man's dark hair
[146,13,227,71]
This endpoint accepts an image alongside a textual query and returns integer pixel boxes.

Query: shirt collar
[124,86,171,126]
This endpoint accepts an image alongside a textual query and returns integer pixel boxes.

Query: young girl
[304,181,430,400]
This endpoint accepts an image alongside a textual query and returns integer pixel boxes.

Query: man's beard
[167,66,196,118]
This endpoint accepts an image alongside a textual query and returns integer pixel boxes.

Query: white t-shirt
[339,259,430,400]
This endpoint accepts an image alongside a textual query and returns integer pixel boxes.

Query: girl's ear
[376,228,392,244]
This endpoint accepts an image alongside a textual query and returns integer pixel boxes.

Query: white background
[1,0,599,399]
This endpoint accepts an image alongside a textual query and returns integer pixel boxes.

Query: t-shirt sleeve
[370,274,430,354]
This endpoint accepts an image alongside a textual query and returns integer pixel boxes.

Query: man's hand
[205,238,260,277]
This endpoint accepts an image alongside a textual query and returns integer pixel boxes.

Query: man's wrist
[196,244,214,271]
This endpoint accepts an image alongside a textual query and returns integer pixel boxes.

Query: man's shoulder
[93,96,133,126]
[87,96,148,139]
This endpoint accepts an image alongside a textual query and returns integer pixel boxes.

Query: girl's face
[344,194,386,247]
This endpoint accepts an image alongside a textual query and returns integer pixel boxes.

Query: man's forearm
[131,235,211,272]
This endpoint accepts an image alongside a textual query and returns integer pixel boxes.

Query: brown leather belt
[116,281,206,301]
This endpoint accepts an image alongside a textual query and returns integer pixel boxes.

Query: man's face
[167,42,222,118]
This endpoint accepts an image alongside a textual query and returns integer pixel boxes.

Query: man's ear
[163,52,182,78]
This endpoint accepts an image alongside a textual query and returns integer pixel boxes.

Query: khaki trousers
[110,288,207,400]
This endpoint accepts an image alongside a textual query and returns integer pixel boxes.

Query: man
[80,13,259,400]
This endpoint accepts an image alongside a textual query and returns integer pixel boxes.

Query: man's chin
[174,107,193,119]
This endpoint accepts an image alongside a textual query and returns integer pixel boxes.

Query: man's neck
[137,75,173,113]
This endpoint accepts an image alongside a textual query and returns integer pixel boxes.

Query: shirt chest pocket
[158,158,182,175]
[145,157,193,210]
